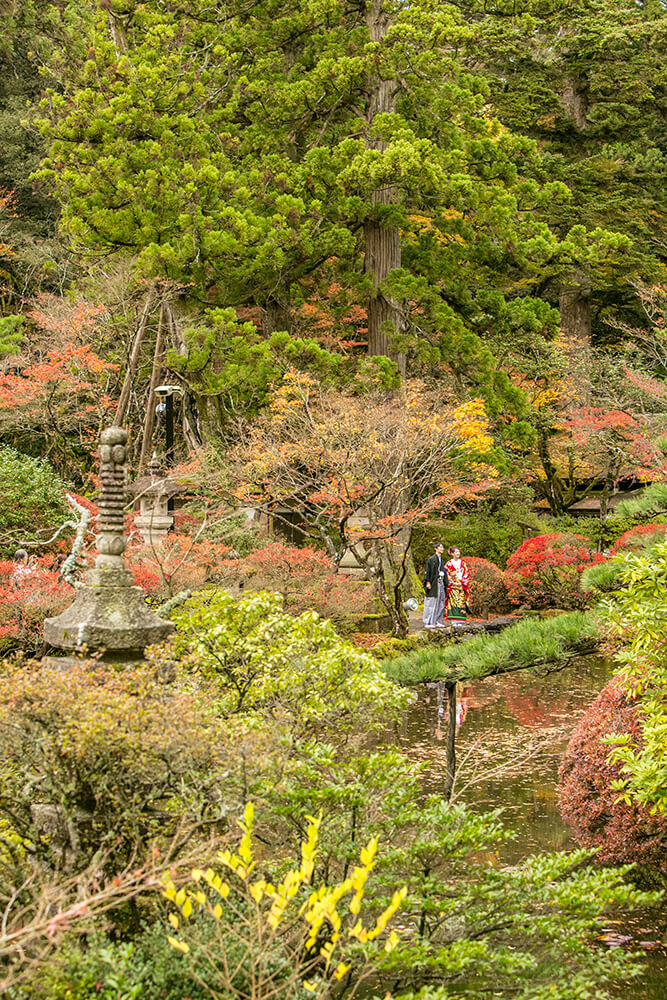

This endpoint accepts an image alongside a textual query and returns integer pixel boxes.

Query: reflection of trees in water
[401,660,616,815]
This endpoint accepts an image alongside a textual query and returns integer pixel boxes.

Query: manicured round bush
[609,523,667,556]
[465,557,507,616]
[558,678,667,878]
[0,446,69,554]
[504,533,605,609]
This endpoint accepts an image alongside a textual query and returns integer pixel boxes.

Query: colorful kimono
[444,558,470,623]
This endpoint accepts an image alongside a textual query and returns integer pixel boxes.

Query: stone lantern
[44,428,174,659]
[127,455,186,545]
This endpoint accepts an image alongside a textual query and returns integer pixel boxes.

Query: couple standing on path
[423,542,470,629]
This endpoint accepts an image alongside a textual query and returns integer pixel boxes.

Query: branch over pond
[382,611,599,685]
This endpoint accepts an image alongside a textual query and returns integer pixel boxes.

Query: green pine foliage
[33,0,595,432]
[383,610,598,684]
[0,314,24,357]
[459,0,667,337]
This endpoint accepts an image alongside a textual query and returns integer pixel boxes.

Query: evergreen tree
[35,0,609,440]
[459,0,667,344]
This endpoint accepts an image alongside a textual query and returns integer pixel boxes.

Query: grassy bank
[381,611,600,685]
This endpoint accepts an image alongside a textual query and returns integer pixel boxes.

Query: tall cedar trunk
[262,296,292,336]
[559,267,592,348]
[560,73,591,347]
[364,0,406,377]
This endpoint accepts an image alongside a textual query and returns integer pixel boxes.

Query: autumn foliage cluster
[465,557,508,617]
[558,678,667,878]
[505,534,605,610]
[0,556,71,654]
[609,523,667,556]
[213,542,374,627]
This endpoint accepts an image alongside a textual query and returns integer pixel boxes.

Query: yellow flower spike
[238,803,254,865]
[167,936,190,954]
[168,913,179,930]
[219,882,229,898]
[359,838,378,867]
[348,920,364,941]
[384,931,400,953]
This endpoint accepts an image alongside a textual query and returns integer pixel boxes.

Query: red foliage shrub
[126,534,233,599]
[504,534,605,609]
[465,557,507,616]
[558,678,667,875]
[0,557,73,654]
[609,523,667,556]
[217,542,375,628]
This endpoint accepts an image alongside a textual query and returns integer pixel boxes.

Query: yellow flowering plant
[163,802,406,1000]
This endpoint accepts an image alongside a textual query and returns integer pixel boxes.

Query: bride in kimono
[444,546,470,624]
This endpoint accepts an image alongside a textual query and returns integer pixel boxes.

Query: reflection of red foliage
[465,557,507,615]
[505,534,605,609]
[558,678,667,872]
[609,523,667,556]
[503,682,549,728]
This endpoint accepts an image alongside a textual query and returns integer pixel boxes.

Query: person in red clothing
[443,546,470,625]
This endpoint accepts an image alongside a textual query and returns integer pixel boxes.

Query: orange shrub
[0,557,73,655]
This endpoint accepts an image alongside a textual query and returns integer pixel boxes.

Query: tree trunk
[560,71,592,348]
[262,296,292,336]
[562,72,588,131]
[114,290,155,427]
[364,0,406,377]
[559,268,592,348]
[443,681,457,801]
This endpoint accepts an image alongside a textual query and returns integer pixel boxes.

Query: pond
[390,655,667,999]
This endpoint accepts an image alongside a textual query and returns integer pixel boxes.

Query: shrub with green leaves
[0,446,69,553]
[0,659,233,877]
[170,590,409,732]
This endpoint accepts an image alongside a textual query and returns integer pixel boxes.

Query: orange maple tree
[0,296,117,478]
[229,373,501,635]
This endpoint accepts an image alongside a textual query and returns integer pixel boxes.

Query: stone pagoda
[44,427,174,657]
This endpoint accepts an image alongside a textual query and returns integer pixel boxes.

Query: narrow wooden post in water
[444,681,457,800]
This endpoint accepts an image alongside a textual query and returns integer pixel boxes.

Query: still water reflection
[389,656,666,999]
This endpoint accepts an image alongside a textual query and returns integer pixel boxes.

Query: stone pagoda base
[44,568,173,653]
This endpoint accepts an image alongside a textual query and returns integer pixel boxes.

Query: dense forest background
[0,0,664,481]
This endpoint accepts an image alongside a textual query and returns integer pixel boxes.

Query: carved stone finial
[95,426,128,568]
